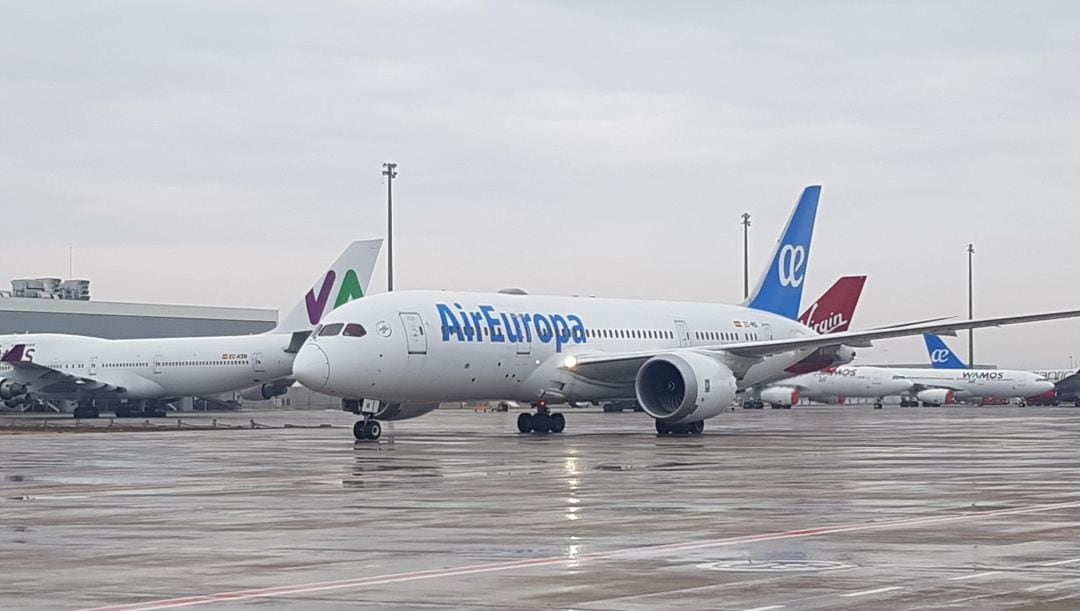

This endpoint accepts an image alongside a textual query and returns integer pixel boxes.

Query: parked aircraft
[0,239,381,418]
[912,333,1058,406]
[293,186,1080,440]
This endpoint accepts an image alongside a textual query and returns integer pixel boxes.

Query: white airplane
[891,333,1056,407]
[759,366,915,409]
[0,239,381,418]
[293,185,1080,440]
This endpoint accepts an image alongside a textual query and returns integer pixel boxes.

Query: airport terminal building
[0,276,276,339]
[0,296,277,339]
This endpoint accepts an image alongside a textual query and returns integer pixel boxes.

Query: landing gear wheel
[353,419,382,440]
[1018,401,1027,408]
[115,406,131,418]
[531,411,552,434]
[690,420,705,435]
[550,412,566,433]
[364,420,382,440]
[655,419,670,435]
[874,402,883,409]
[517,412,533,433]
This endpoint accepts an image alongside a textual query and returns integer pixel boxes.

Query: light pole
[382,162,398,292]
[967,243,975,366]
[741,213,752,299]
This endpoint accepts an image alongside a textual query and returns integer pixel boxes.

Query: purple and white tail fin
[274,239,383,335]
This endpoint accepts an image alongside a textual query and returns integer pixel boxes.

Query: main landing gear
[517,403,566,434]
[72,399,99,419]
[353,417,382,441]
[655,419,705,436]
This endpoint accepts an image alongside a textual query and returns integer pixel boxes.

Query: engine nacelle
[833,346,857,367]
[0,379,27,401]
[916,389,954,405]
[343,399,439,422]
[635,352,737,424]
[760,386,800,407]
[239,382,291,401]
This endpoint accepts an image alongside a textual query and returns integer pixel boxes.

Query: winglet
[745,186,821,320]
[274,239,383,334]
[923,333,968,369]
[798,275,866,334]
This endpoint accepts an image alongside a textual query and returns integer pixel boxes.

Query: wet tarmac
[4,406,1080,610]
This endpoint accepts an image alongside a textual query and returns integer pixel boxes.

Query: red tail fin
[798,276,866,334]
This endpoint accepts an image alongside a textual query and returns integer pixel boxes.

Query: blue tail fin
[745,185,821,320]
[924,333,968,369]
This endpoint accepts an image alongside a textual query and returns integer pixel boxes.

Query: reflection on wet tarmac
[3,407,1080,609]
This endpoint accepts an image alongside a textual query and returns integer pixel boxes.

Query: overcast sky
[2,1,1079,368]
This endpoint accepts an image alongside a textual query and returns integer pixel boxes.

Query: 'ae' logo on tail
[778,244,807,288]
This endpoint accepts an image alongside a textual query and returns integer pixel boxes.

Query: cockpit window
[343,323,367,338]
[318,323,344,337]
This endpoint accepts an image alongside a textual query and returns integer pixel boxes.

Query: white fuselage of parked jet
[767,366,915,403]
[297,290,830,405]
[0,333,293,401]
[889,366,1053,401]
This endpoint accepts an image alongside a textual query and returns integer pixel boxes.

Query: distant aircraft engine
[635,352,737,424]
[0,379,27,401]
[239,381,292,401]
[760,386,801,407]
[916,389,954,405]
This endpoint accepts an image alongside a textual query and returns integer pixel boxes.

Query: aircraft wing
[1,344,123,394]
[564,309,1080,379]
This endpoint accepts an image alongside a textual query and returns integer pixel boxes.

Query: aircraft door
[674,320,691,347]
[153,355,164,375]
[89,357,98,376]
[514,313,531,355]
[761,323,773,341]
[400,312,428,355]
[252,353,266,373]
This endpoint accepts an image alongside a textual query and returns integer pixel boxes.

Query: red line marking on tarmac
[78,499,1080,611]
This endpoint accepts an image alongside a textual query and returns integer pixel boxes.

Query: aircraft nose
[294,343,330,391]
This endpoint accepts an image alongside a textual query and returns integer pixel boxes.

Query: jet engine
[0,379,27,401]
[634,352,737,424]
[916,389,954,406]
[760,386,800,408]
[239,381,292,401]
[343,399,439,421]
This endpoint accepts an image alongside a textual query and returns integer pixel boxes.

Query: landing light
[563,356,578,369]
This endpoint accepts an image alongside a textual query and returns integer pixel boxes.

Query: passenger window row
[694,331,759,342]
[585,329,674,340]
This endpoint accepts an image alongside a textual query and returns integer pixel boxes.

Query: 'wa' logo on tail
[304,269,366,325]
[274,239,383,334]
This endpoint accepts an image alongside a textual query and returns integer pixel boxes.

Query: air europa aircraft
[0,239,381,418]
[294,186,1080,440]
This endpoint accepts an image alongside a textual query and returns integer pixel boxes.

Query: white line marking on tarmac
[1026,577,1080,592]
[1040,557,1080,566]
[949,571,1001,581]
[841,586,904,598]
[76,498,1080,611]
[741,606,786,611]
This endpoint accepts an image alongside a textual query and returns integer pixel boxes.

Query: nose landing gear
[517,403,566,434]
[353,417,382,441]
